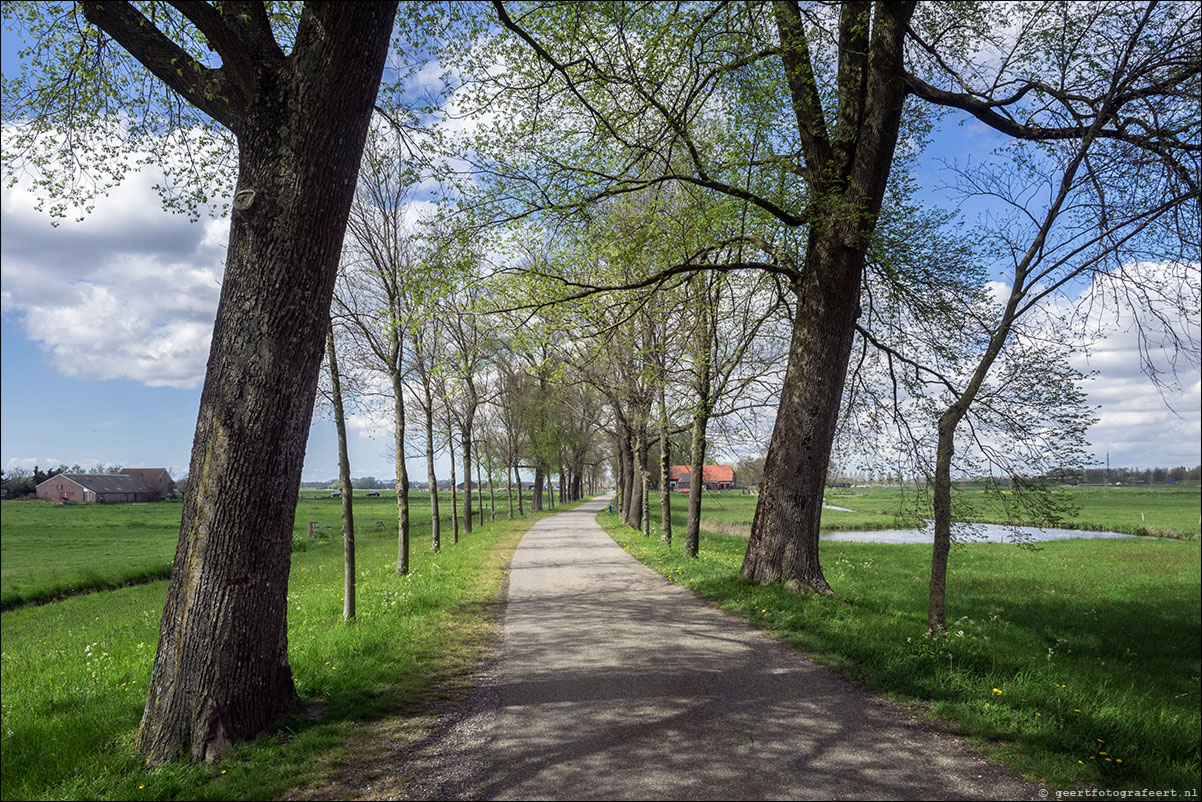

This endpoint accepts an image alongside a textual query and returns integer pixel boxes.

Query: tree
[440,255,492,535]
[338,130,420,575]
[325,320,356,623]
[456,0,1198,594]
[848,2,1199,634]
[3,1,399,761]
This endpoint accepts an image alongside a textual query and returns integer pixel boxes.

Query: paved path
[481,497,1038,801]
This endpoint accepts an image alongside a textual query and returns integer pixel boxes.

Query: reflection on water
[821,521,1136,544]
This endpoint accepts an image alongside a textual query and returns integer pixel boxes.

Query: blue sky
[2,14,1199,483]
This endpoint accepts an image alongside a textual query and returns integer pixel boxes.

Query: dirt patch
[286,545,517,800]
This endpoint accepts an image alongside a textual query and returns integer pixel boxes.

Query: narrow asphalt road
[480,496,1039,801]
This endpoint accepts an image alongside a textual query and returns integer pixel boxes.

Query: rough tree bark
[626,427,644,529]
[115,2,398,762]
[740,2,914,592]
[658,381,672,544]
[739,240,865,592]
[684,279,714,559]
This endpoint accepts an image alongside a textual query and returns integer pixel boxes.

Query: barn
[35,473,159,503]
[668,464,737,490]
[119,467,175,498]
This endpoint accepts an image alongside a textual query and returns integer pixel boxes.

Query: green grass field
[0,496,570,801]
[603,512,1202,794]
[2,486,1198,798]
[0,488,545,608]
[824,484,1201,538]
[658,485,1201,539]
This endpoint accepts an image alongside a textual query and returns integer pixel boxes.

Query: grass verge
[601,510,1201,795]
[0,502,572,801]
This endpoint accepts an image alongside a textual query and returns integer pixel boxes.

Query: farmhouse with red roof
[668,464,736,490]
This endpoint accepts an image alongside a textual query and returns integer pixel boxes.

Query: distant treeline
[1074,465,1201,485]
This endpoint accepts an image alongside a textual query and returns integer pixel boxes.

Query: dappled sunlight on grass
[601,509,1201,793]
[0,500,576,800]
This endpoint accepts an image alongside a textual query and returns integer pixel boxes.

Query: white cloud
[1,165,226,389]
[1070,262,1202,467]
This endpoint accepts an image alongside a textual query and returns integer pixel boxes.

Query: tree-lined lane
[486,497,1037,800]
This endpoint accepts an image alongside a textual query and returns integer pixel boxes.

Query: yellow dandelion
[1035,712,1041,717]
[1078,760,1084,765]
[1099,751,1107,755]
[992,688,1002,695]
[1096,739,1104,743]
[1116,759,1122,764]
[139,785,145,790]
[1074,708,1081,713]
[222,770,227,774]
[1105,758,1112,762]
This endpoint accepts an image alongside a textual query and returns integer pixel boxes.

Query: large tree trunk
[929,420,956,635]
[618,427,634,521]
[392,372,410,575]
[685,292,713,559]
[477,451,486,525]
[639,433,651,537]
[533,466,543,511]
[739,2,913,593]
[328,326,355,624]
[135,4,396,763]
[506,461,514,518]
[425,393,440,553]
[448,434,459,545]
[685,413,707,559]
[515,460,524,516]
[625,428,644,529]
[739,239,864,593]
[461,424,473,534]
[486,453,496,522]
[659,387,672,545]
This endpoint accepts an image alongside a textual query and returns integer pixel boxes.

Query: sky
[2,15,1199,484]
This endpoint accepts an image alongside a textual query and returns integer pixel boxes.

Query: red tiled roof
[669,465,735,483]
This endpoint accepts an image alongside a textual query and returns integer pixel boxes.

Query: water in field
[821,521,1136,544]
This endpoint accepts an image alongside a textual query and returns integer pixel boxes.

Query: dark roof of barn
[36,473,152,494]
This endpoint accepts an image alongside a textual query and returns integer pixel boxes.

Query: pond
[820,521,1136,544]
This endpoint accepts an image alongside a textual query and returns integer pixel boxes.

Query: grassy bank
[0,501,569,801]
[602,511,1201,794]
[0,490,544,608]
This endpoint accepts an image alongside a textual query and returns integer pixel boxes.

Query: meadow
[0,488,546,609]
[0,495,572,801]
[603,506,1202,794]
[2,486,1198,798]
[669,484,1201,539]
